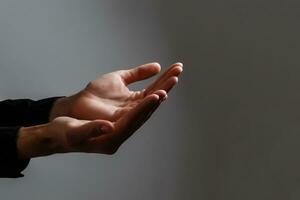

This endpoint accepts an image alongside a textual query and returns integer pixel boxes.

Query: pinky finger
[115,93,160,141]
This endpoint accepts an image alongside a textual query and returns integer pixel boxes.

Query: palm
[73,73,138,121]
[69,62,183,122]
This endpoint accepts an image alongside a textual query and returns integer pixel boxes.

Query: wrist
[17,124,62,159]
[49,96,72,121]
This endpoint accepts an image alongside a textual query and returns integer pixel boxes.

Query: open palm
[68,62,183,122]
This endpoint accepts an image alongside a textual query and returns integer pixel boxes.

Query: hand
[50,62,183,122]
[18,91,165,158]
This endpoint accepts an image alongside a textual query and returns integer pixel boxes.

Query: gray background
[0,0,299,200]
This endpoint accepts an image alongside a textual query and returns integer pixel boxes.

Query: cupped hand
[18,62,184,159]
[51,62,183,122]
[47,90,166,155]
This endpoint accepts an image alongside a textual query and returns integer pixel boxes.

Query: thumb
[66,120,114,146]
[120,62,161,85]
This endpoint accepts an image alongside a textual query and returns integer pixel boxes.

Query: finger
[120,62,161,85]
[115,93,161,142]
[145,62,183,95]
[128,88,168,101]
[85,92,165,154]
[133,90,167,129]
[66,120,114,146]
[153,89,167,100]
[159,76,179,93]
[150,66,182,93]
[142,90,168,122]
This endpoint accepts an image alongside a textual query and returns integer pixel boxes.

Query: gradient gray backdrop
[0,0,299,200]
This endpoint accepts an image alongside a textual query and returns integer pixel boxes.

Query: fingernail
[163,94,168,101]
[175,62,183,67]
[100,126,110,134]
[159,94,167,103]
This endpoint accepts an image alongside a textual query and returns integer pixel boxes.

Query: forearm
[17,124,62,159]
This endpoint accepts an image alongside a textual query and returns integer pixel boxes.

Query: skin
[17,62,183,159]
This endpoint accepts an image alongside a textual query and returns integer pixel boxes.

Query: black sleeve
[0,97,62,178]
[0,97,61,127]
[0,126,29,178]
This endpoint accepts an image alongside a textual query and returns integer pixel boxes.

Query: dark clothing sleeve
[0,97,62,178]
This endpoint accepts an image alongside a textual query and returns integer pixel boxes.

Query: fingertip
[151,62,160,66]
[154,94,160,100]
[171,76,179,84]
[150,62,161,73]
[153,89,167,100]
[174,66,183,76]
[174,62,183,67]
[166,77,178,93]
[151,94,160,101]
[154,89,167,96]
[95,120,114,133]
[100,126,112,134]
[170,62,183,69]
[163,94,168,101]
[164,66,183,79]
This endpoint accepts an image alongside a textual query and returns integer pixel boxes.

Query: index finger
[119,62,161,85]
